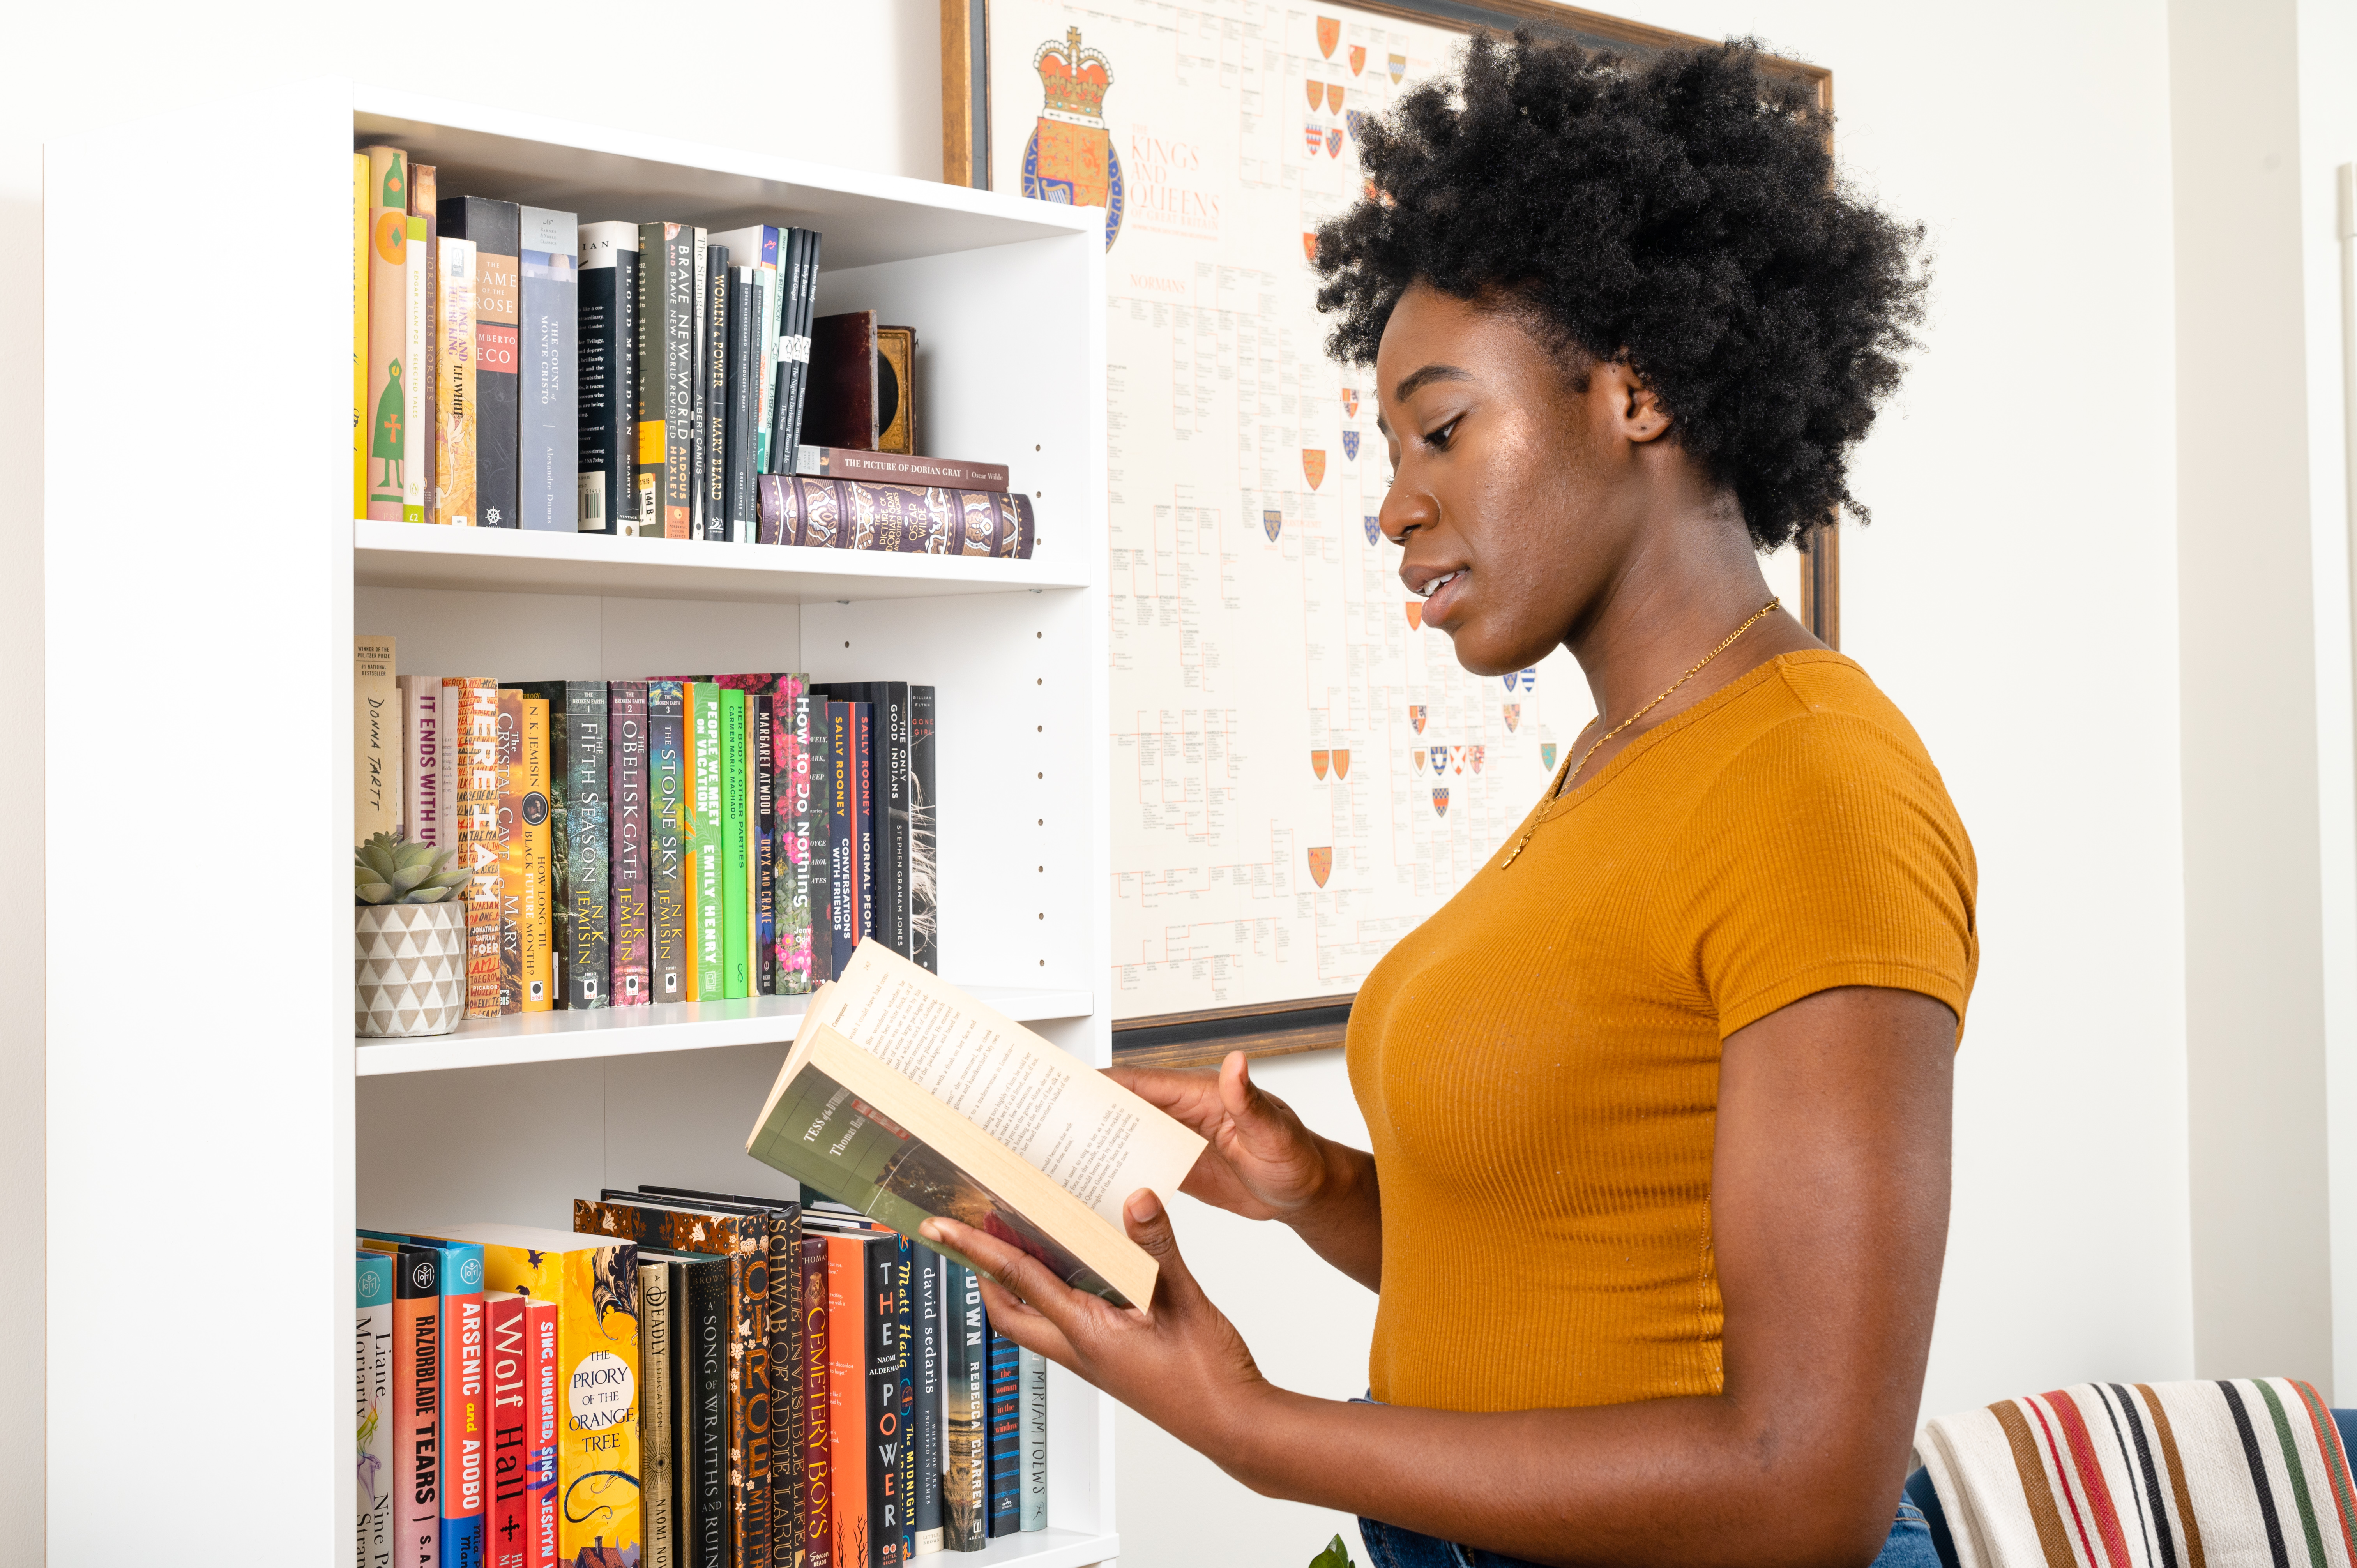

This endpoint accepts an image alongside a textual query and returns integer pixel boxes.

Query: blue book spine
[985,1329,1021,1536]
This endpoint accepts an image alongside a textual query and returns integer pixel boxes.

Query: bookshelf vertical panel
[45,80,358,1563]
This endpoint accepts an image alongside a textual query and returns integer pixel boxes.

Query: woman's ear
[1597,358,1673,445]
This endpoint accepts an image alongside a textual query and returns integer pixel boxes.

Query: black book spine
[730,268,758,533]
[849,703,874,951]
[826,703,860,974]
[438,196,523,527]
[575,224,637,533]
[704,245,733,539]
[649,680,689,1002]
[895,1242,916,1562]
[807,700,836,985]
[523,681,610,1008]
[908,685,937,973]
[942,1262,986,1551]
[688,1259,730,1568]
[913,1246,942,1551]
[780,227,823,468]
[881,684,910,961]
[768,1205,802,1566]
[753,695,778,996]
[767,228,802,470]
[986,1328,1021,1537]
[868,1236,902,1568]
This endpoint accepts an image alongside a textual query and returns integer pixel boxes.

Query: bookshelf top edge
[351,85,1095,271]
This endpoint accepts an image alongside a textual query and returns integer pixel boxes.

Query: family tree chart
[990,0,1594,1014]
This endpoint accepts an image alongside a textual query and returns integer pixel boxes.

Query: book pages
[802,946,1205,1226]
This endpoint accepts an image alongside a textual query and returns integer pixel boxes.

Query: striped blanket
[1919,1379,2357,1568]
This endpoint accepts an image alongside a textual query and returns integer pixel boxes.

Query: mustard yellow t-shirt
[1346,652,1977,1413]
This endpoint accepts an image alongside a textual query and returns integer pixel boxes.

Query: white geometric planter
[356,901,466,1038]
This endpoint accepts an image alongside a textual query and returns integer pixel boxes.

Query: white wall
[3,7,942,1563]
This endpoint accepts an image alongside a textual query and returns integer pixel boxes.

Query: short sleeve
[1659,711,1978,1040]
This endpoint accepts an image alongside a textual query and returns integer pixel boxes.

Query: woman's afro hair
[1315,32,1926,551]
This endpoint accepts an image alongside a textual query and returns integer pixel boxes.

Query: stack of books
[354,643,937,1021]
[352,143,1037,559]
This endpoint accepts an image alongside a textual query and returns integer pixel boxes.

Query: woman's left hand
[920,1190,1270,1462]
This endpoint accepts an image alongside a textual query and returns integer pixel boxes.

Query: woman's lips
[1421,568,1467,624]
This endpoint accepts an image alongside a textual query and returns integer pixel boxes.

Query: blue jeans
[1355,1500,1938,1568]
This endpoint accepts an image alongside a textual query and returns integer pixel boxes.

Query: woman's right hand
[1108,1052,1338,1222]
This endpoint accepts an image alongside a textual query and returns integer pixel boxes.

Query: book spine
[436,685,463,865]
[826,704,858,973]
[773,682,808,996]
[692,683,724,998]
[576,222,637,533]
[802,1235,833,1568]
[649,680,688,1002]
[867,1238,901,1568]
[403,216,429,523]
[704,249,733,538]
[550,1246,643,1566]
[434,238,479,524]
[722,689,750,998]
[731,268,758,537]
[442,1255,488,1568]
[942,1262,984,1552]
[797,448,1011,492]
[692,229,710,538]
[452,678,503,1017]
[1019,1349,1046,1532]
[829,1238,872,1568]
[486,1295,530,1568]
[807,701,834,984]
[769,1207,803,1565]
[394,1244,443,1568]
[785,229,823,467]
[753,693,777,995]
[913,1247,942,1554]
[641,1263,676,1568]
[441,197,522,528]
[850,704,875,951]
[985,1330,1019,1538]
[610,681,652,1005]
[882,686,909,961]
[739,1230,777,1568]
[894,1238,916,1564]
[753,260,777,476]
[518,207,577,531]
[359,1254,396,1568]
[908,686,937,974]
[355,637,398,846]
[565,683,611,1009]
[521,697,553,1010]
[364,147,410,523]
[528,688,570,996]
[408,167,438,518]
[635,222,682,538]
[497,689,527,1014]
[354,153,369,519]
[398,676,442,851]
[526,1299,559,1568]
[686,1263,730,1568]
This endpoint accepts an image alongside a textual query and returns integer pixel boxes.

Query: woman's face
[1375,282,1666,676]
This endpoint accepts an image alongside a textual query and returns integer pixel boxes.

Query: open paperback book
[745,943,1207,1308]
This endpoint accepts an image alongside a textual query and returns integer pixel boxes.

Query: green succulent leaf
[422,868,473,892]
[360,844,399,879]
[389,861,433,894]
[356,881,396,904]
[403,884,457,904]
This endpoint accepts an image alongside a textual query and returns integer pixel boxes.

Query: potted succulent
[355,832,471,1038]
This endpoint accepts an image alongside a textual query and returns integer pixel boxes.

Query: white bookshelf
[46,79,1114,1566]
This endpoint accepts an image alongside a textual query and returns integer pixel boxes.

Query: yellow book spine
[522,697,554,1010]
[353,154,368,520]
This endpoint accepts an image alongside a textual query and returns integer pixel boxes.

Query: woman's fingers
[921,1217,1113,1343]
[1122,1188,1207,1318]
[971,1271,1081,1370]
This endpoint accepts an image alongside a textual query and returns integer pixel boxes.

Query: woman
[922,32,1971,1568]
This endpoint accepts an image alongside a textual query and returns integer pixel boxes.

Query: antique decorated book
[789,448,1008,493]
[746,945,1206,1309]
[756,477,1037,559]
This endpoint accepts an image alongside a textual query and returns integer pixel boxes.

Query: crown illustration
[1035,26,1113,121]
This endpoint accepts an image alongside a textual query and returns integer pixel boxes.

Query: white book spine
[399,675,442,850]
[435,682,463,860]
[403,223,428,522]
[1021,1347,1048,1531]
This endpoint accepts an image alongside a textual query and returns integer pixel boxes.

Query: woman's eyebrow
[1393,363,1473,402]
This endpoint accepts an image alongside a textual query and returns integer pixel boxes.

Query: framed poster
[942,0,1835,1065]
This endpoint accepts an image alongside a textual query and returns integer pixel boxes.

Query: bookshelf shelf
[47,78,1115,1567]
[355,983,1097,1075]
[353,517,1090,604]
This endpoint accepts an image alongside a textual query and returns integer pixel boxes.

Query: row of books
[352,1188,1045,1568]
[354,640,937,1018]
[352,143,1037,559]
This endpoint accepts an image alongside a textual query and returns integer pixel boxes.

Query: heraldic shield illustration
[1024,27,1126,250]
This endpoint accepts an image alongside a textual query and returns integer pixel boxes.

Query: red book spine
[486,1296,531,1568]
[526,1299,561,1568]
[804,1237,833,1568]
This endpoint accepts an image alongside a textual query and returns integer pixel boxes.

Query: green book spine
[722,689,750,998]
[693,683,724,1001]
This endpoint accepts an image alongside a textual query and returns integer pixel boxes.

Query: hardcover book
[358,1252,396,1568]
[806,311,879,453]
[433,236,479,525]
[521,697,553,1010]
[408,166,439,519]
[908,686,937,974]
[527,1297,560,1568]
[667,1252,730,1568]
[848,704,874,949]
[496,689,527,1014]
[793,448,1008,493]
[802,1234,834,1568]
[639,1261,676,1568]
[876,1237,911,1566]
[827,1231,893,1568]
[518,681,609,1008]
[942,1260,985,1552]
[722,687,750,999]
[518,207,578,531]
[428,1227,643,1568]
[753,692,777,995]
[363,146,410,523]
[484,1291,531,1568]
[691,683,724,999]
[649,680,689,1003]
[449,678,504,1017]
[610,682,652,1005]
[636,222,695,539]
[986,1331,1019,1538]
[403,215,429,522]
[577,221,638,534]
[355,636,398,846]
[757,477,1037,559]
[824,703,862,975]
[438,197,523,528]
[729,267,759,537]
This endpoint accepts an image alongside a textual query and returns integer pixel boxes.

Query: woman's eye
[1424,417,1462,451]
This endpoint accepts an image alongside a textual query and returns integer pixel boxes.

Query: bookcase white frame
[46,80,1117,1568]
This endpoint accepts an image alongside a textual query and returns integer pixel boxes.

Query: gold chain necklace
[1498,597,1780,869]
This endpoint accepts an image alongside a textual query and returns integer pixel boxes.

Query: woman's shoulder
[1712,651,1951,792]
